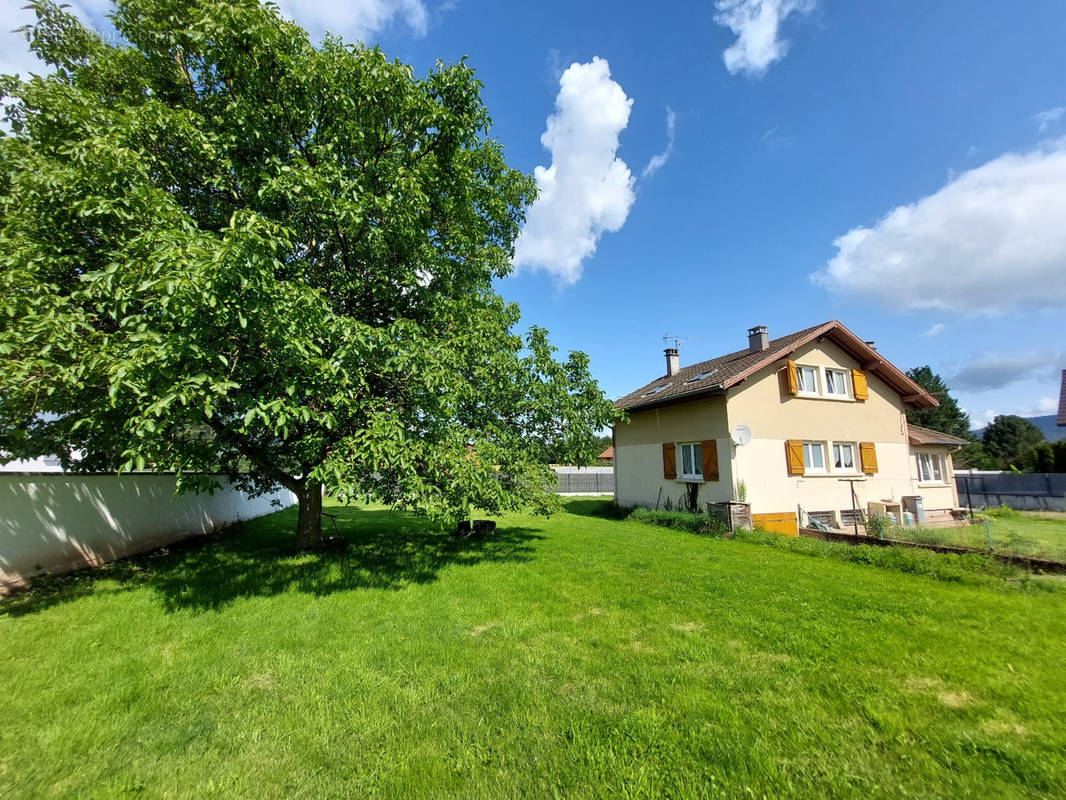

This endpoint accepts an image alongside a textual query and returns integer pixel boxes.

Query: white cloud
[714,0,815,77]
[1035,396,1058,415]
[277,0,428,41]
[813,140,1066,314]
[951,352,1061,391]
[923,323,946,337]
[642,107,676,179]
[513,57,636,285]
[1034,107,1065,132]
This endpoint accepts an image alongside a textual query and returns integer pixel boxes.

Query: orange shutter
[785,439,805,475]
[859,442,878,474]
[786,361,799,395]
[852,369,868,401]
[700,440,719,481]
[663,443,677,479]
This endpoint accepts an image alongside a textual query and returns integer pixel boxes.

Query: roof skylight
[685,369,717,384]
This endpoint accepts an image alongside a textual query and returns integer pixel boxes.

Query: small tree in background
[0,0,618,548]
[982,415,1046,470]
[905,366,989,468]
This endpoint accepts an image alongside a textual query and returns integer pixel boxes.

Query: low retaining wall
[0,474,295,592]
[798,527,1066,573]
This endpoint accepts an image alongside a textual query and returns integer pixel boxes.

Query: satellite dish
[731,425,753,446]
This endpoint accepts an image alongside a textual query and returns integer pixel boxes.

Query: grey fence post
[984,519,993,553]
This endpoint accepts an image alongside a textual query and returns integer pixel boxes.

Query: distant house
[613,321,966,534]
[597,446,614,463]
[1058,370,1066,427]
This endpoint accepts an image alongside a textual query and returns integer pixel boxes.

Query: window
[796,365,819,393]
[685,369,716,384]
[642,383,670,397]
[917,452,944,483]
[825,369,850,396]
[679,442,703,479]
[802,442,826,473]
[832,442,857,472]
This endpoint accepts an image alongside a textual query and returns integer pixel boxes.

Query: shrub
[980,504,1024,520]
[627,507,728,537]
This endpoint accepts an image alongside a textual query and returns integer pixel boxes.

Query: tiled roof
[615,320,938,412]
[1059,370,1066,427]
[907,424,969,447]
[598,446,614,459]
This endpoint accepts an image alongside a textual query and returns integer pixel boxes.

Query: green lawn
[880,510,1066,563]
[2,499,1065,799]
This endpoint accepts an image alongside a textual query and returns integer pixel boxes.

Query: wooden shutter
[662,443,677,479]
[852,369,868,401]
[785,439,805,476]
[786,361,799,395]
[859,442,878,474]
[700,440,719,481]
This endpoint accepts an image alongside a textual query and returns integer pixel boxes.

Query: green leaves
[0,0,615,530]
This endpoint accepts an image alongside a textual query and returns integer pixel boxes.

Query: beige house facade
[613,321,965,534]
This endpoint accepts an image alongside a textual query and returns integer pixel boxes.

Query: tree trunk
[295,479,323,550]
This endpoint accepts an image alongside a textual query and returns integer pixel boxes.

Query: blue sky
[4,0,1065,426]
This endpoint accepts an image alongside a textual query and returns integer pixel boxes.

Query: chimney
[664,347,679,376]
[747,325,769,353]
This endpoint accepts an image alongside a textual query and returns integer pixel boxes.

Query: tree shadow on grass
[562,498,623,519]
[1,505,545,616]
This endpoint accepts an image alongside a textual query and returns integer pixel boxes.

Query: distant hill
[973,415,1065,442]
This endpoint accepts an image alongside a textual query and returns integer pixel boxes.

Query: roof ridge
[615,320,935,412]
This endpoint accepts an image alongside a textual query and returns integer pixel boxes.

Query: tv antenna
[662,333,701,349]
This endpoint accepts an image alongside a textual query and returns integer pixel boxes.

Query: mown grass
[2,498,1066,798]
[861,507,1066,563]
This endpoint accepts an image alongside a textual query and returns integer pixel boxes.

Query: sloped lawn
[2,499,1064,798]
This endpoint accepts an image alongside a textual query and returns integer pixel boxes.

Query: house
[597,446,614,463]
[1058,369,1066,427]
[612,321,967,534]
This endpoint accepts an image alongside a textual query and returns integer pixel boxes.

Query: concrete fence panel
[954,471,1066,511]
[0,474,295,592]
[553,466,615,496]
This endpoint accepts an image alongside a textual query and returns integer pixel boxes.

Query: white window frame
[802,441,827,474]
[678,442,703,481]
[917,452,945,484]
[824,368,851,398]
[831,441,859,474]
[796,365,820,395]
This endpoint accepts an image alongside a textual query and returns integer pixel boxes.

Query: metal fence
[803,511,1066,567]
[553,467,615,495]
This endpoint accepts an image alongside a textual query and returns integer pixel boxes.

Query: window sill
[918,481,948,488]
[794,392,854,402]
[677,476,704,483]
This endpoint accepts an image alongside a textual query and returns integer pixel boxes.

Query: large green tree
[904,365,989,468]
[982,415,1046,470]
[0,0,617,547]
[904,366,972,438]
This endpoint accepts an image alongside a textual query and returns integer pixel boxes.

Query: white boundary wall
[0,474,295,592]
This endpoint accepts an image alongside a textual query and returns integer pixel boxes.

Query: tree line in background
[905,367,1065,473]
